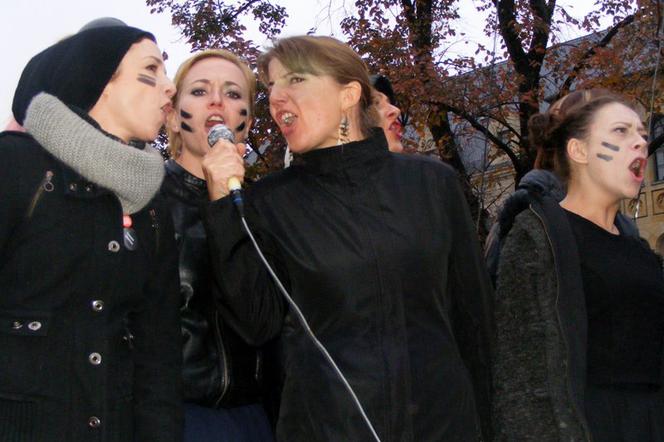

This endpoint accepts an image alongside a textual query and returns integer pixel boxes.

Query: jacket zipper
[26,170,54,219]
[213,311,231,407]
[529,206,593,441]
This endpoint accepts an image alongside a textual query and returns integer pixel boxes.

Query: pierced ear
[567,137,588,165]
[341,81,362,111]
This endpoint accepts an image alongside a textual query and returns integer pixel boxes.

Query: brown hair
[168,49,256,158]
[257,35,378,138]
[531,89,640,180]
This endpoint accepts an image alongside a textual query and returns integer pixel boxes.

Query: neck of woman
[175,149,206,180]
[560,181,621,234]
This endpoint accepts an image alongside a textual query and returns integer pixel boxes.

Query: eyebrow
[143,55,164,66]
[613,121,646,131]
[189,79,242,89]
[269,71,298,83]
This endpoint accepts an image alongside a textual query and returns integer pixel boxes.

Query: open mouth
[205,115,225,129]
[388,121,403,139]
[629,157,646,180]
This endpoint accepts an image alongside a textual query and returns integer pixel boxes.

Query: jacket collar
[164,159,208,201]
[292,128,389,177]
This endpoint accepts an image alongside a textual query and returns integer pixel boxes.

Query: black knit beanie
[370,74,397,106]
[12,25,155,125]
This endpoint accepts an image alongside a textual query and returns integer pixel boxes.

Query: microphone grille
[207,124,235,147]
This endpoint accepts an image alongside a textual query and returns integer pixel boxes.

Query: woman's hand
[201,139,246,201]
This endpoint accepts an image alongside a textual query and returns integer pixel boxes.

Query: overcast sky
[2,0,601,124]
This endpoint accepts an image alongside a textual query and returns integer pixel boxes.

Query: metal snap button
[91,300,104,312]
[69,183,78,191]
[107,241,120,252]
[88,352,102,365]
[27,321,42,331]
[88,416,101,428]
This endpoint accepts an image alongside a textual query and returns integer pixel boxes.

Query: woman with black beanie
[0,23,182,441]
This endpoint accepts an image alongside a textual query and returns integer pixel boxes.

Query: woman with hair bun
[492,89,664,441]
[202,35,493,441]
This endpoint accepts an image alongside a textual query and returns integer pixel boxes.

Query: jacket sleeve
[202,195,286,346]
[492,211,563,440]
[130,202,184,442]
[444,172,494,441]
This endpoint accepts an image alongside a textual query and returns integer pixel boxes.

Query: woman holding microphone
[202,36,493,441]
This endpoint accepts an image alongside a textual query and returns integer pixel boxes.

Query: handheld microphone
[207,124,243,213]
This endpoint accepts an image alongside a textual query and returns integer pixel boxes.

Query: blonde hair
[168,49,256,158]
[257,35,378,138]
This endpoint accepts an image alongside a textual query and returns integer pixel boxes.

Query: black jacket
[160,160,263,407]
[0,132,183,442]
[484,169,638,286]
[203,131,494,441]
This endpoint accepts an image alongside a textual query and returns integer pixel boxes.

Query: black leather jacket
[161,159,262,408]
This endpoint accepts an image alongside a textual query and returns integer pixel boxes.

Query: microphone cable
[237,212,382,442]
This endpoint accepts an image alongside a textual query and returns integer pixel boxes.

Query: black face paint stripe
[137,74,157,87]
[180,109,193,119]
[601,141,620,152]
[236,122,246,132]
[239,109,248,117]
[181,122,193,132]
[597,153,613,161]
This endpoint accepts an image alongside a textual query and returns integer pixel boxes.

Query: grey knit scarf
[23,92,165,214]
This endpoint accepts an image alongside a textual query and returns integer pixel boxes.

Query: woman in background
[493,89,664,441]
[370,74,404,153]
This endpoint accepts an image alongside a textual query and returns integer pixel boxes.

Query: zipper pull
[42,170,54,192]
[27,170,55,218]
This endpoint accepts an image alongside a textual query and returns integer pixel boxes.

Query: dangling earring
[338,115,350,145]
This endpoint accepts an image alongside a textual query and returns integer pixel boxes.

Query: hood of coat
[518,169,566,202]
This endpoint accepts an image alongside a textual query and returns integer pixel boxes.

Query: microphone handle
[228,176,242,192]
[227,176,244,215]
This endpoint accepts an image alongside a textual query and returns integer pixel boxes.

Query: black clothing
[160,160,264,407]
[484,169,638,286]
[565,209,664,387]
[0,132,182,441]
[12,26,153,125]
[204,131,494,441]
[584,384,664,442]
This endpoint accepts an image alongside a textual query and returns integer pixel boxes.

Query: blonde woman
[161,49,274,442]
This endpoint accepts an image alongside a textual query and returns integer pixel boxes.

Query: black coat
[0,132,183,442]
[203,132,494,441]
[160,160,263,407]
